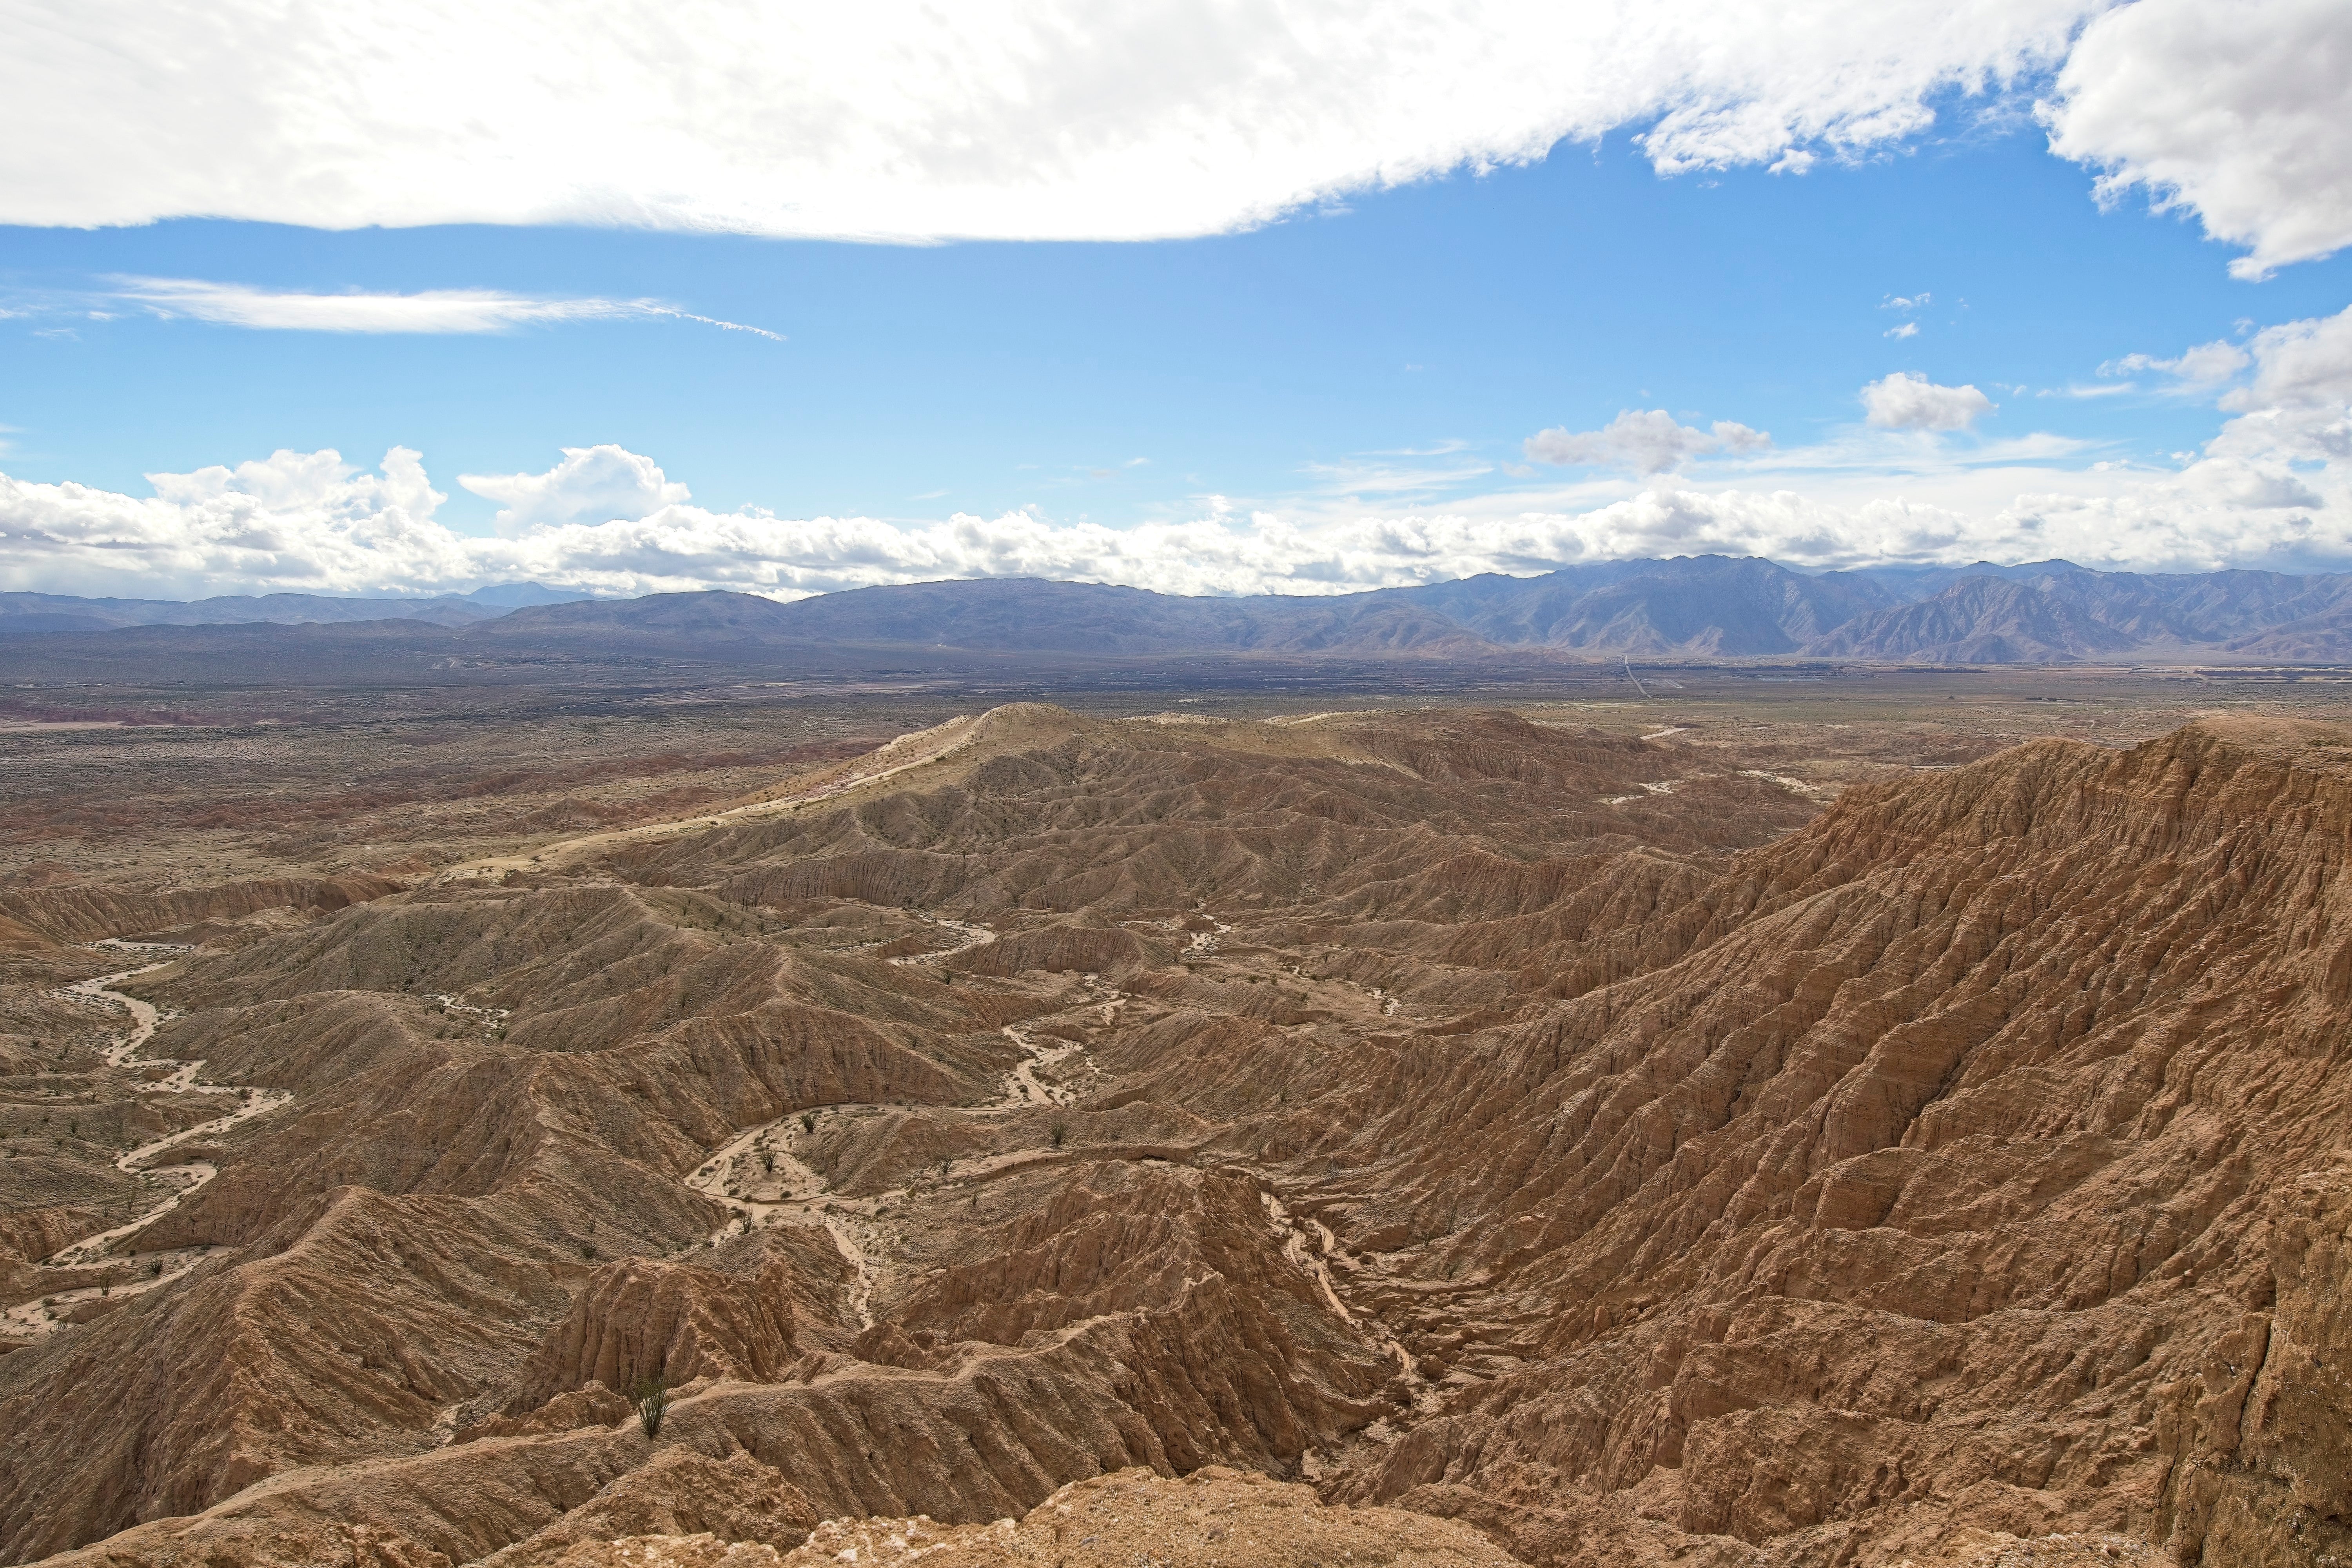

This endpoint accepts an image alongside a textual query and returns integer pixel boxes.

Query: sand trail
[668,970,1120,1328]
[7,943,295,1337]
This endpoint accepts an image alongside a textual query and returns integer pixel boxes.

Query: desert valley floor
[5,664,2352,1567]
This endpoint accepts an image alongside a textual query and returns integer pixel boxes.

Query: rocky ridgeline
[3,706,2349,1567]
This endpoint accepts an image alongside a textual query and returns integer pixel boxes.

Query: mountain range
[11,557,2352,668]
[0,582,585,637]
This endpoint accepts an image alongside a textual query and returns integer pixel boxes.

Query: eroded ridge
[12,708,2352,1568]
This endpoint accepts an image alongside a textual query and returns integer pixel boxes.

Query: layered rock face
[5,706,2348,1567]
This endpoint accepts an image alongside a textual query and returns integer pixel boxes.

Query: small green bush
[632,1374,670,1438]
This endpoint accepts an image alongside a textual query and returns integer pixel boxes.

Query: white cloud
[2196,303,2352,465]
[2227,304,2352,411]
[2103,340,2251,384]
[103,277,780,337]
[2096,305,2352,461]
[1524,410,1771,474]
[1,4,2337,278]
[1861,372,1996,430]
[9,300,2352,600]
[461,446,693,536]
[2042,0,2352,278]
[1881,293,1931,310]
[0,1,2101,244]
[7,417,2334,606]
[1884,321,1920,339]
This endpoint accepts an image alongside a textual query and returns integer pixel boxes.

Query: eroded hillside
[3,704,2348,1568]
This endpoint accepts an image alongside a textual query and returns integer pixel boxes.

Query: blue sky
[2,0,2348,599]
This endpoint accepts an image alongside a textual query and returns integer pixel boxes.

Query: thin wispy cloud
[103,277,782,339]
[2040,381,2138,398]
[2100,339,2254,394]
[1301,453,1496,495]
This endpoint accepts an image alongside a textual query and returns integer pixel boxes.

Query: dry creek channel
[12,915,1434,1463]
[5,941,291,1338]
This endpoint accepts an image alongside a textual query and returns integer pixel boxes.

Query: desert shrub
[632,1374,670,1438]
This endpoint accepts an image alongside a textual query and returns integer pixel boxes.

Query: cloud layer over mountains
[5,305,2347,600]
[3,0,2346,277]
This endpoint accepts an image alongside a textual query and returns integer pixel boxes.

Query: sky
[1,0,2349,601]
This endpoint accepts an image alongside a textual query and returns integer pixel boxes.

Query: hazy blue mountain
[14,558,2352,665]
[1383,556,1895,654]
[0,590,509,631]
[486,578,1494,655]
[1802,576,2145,662]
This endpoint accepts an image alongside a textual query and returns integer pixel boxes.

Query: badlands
[4,673,2351,1567]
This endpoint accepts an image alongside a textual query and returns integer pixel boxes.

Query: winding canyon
[4,701,2350,1567]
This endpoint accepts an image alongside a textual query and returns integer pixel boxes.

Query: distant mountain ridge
[1376,556,1896,655]
[484,577,1490,656]
[13,558,2352,666]
[0,583,587,635]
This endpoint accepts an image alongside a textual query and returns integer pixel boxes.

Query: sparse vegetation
[632,1374,670,1438]
[1050,1121,1069,1147]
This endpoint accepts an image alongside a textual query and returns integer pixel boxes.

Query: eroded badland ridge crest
[2,693,2349,1568]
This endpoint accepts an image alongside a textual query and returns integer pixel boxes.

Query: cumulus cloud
[0,1,2100,244]
[1861,372,1997,430]
[2042,0,2352,278]
[1884,321,1920,339]
[6,412,2341,605]
[8,304,2350,598]
[461,446,693,535]
[2198,304,2352,465]
[2095,305,2352,463]
[105,278,779,337]
[2227,304,2352,410]
[1524,410,1771,474]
